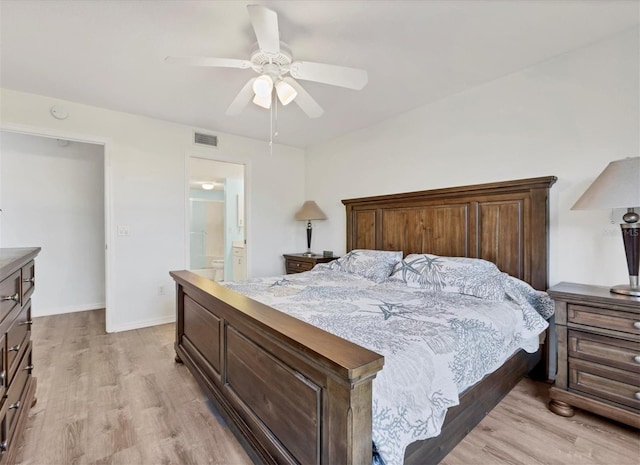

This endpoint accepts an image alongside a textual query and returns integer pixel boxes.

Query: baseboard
[109,314,176,333]
[33,302,105,317]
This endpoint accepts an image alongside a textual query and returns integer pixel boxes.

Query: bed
[170,176,557,465]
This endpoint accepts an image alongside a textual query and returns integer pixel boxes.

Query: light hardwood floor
[14,310,640,465]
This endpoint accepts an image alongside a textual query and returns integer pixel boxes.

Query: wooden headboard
[342,176,557,291]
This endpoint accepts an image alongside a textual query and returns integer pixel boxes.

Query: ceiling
[1,1,638,148]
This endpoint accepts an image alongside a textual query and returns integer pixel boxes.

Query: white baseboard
[33,302,105,317]
[108,314,175,333]
[33,304,175,333]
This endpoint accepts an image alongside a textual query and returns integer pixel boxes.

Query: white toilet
[211,258,225,281]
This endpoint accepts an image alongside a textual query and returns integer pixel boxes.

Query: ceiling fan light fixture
[275,80,297,105]
[252,93,272,109]
[252,74,273,97]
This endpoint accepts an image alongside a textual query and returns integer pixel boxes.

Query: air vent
[194,132,218,147]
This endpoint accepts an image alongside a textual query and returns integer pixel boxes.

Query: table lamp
[572,157,640,296]
[294,201,327,257]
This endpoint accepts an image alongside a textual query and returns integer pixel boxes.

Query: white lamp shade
[294,201,327,221]
[252,75,273,97]
[275,80,297,106]
[252,93,271,109]
[572,157,640,210]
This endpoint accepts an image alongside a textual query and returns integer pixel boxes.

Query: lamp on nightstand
[572,156,640,296]
[294,201,327,257]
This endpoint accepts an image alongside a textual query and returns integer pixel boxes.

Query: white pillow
[328,249,403,283]
[388,253,508,301]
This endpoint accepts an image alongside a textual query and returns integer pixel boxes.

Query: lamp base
[610,284,640,297]
[302,252,314,257]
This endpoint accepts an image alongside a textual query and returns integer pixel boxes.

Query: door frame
[0,122,114,331]
[185,151,250,279]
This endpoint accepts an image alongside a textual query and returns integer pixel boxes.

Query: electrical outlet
[117,225,130,236]
[158,285,166,295]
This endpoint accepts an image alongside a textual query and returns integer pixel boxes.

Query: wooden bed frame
[170,176,557,465]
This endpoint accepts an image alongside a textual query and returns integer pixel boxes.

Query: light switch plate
[117,225,130,236]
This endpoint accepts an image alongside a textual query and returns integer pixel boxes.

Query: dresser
[547,282,639,428]
[283,253,337,274]
[0,248,40,464]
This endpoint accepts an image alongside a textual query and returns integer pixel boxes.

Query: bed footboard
[170,270,384,465]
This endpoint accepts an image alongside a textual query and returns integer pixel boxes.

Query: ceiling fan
[165,4,368,118]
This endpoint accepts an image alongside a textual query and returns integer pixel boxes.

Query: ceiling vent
[194,132,218,148]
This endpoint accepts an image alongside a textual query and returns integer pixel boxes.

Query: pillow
[388,253,508,300]
[328,249,402,283]
[505,276,555,319]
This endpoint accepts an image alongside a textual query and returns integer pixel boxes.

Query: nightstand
[283,254,337,274]
[547,282,640,428]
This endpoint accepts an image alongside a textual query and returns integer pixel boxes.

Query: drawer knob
[9,401,20,410]
[634,322,640,329]
[296,263,300,267]
[0,440,6,453]
[8,344,20,352]
[22,277,35,284]
[24,365,34,371]
[635,392,640,401]
[0,370,5,382]
[19,320,33,326]
[0,293,19,302]
[635,356,640,364]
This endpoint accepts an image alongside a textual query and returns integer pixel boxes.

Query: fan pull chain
[269,92,273,156]
[274,92,279,137]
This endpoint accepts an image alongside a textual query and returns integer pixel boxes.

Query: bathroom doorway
[188,157,246,282]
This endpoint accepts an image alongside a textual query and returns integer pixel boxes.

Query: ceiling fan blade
[165,56,251,69]
[247,5,280,55]
[226,78,258,115]
[289,61,368,90]
[282,77,324,118]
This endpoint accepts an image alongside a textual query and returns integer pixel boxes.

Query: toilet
[211,258,225,281]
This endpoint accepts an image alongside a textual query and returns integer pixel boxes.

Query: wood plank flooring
[14,309,640,465]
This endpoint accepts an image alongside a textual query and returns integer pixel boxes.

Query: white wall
[0,131,105,316]
[306,28,640,289]
[0,89,305,331]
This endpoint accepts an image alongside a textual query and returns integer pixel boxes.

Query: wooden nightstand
[547,282,640,428]
[283,254,337,274]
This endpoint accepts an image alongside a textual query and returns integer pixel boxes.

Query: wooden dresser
[0,248,40,464]
[283,253,337,274]
[548,282,639,428]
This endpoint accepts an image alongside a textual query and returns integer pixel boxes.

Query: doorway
[188,157,246,282]
[0,130,107,319]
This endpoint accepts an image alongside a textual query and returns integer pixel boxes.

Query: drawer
[286,259,313,274]
[0,333,5,401]
[567,303,640,336]
[0,399,8,459]
[233,247,245,257]
[569,358,640,410]
[569,330,640,373]
[6,301,31,385]
[4,346,32,443]
[20,261,35,303]
[0,271,21,325]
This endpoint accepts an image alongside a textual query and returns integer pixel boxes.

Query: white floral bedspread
[221,268,552,465]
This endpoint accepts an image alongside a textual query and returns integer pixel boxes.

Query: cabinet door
[0,333,5,401]
[232,248,246,280]
[20,261,35,303]
[6,302,30,385]
[0,271,20,325]
[5,346,32,444]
